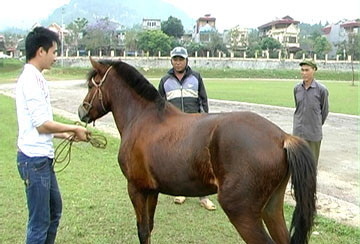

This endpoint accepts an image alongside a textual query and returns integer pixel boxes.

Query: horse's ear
[89,56,103,73]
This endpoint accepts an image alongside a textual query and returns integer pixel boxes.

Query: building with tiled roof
[322,19,359,58]
[340,19,360,34]
[258,16,300,53]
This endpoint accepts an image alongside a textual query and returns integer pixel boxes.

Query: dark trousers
[305,140,322,169]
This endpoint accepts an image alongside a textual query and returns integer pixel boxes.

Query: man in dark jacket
[158,46,215,210]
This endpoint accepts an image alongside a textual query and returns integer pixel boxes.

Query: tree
[82,17,119,55]
[246,29,262,58]
[260,37,281,58]
[310,29,322,41]
[299,37,315,57]
[345,33,359,85]
[313,36,332,59]
[184,41,203,56]
[137,30,172,56]
[346,33,360,61]
[124,28,141,53]
[66,17,88,54]
[161,16,184,39]
[205,31,228,57]
[228,27,247,56]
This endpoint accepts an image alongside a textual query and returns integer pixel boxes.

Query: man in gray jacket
[293,59,329,168]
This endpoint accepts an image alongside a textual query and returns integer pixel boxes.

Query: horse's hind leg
[128,183,153,244]
[147,193,159,233]
[262,176,290,244]
[218,192,275,244]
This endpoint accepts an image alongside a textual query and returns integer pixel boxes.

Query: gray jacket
[293,80,329,141]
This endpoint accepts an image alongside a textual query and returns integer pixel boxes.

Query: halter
[79,66,112,122]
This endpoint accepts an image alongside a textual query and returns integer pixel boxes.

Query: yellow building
[258,16,300,53]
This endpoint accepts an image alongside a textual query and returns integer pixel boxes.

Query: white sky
[1,0,359,31]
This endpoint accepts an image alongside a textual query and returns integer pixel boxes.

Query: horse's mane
[87,59,165,111]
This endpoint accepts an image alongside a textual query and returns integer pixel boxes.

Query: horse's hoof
[174,196,186,204]
[200,198,216,211]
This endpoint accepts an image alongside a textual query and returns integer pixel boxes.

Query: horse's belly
[156,177,218,197]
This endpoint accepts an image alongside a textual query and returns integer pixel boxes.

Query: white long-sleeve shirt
[16,64,54,158]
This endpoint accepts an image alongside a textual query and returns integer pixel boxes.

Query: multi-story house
[225,25,249,53]
[258,16,300,54]
[193,14,216,43]
[142,18,161,31]
[323,19,359,58]
[340,19,360,36]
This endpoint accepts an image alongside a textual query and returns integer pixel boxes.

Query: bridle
[78,65,112,123]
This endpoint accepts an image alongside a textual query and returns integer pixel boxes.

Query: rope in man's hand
[53,122,107,173]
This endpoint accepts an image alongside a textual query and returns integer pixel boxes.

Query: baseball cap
[170,47,188,59]
[300,59,318,71]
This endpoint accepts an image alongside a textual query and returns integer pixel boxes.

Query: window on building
[288,36,297,43]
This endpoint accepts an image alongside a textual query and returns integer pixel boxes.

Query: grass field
[149,78,358,115]
[1,94,359,243]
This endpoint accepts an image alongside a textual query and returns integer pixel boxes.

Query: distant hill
[42,0,195,30]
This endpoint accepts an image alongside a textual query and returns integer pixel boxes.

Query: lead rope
[53,122,107,173]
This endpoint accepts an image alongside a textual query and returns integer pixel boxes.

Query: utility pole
[61,7,64,67]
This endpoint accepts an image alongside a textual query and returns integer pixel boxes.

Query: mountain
[42,0,195,30]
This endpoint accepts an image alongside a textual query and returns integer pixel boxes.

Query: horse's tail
[284,135,317,244]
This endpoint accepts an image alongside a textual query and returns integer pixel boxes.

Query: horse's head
[78,57,113,124]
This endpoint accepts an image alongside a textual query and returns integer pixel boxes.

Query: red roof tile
[258,16,299,29]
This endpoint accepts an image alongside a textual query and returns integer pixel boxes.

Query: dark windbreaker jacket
[158,66,208,113]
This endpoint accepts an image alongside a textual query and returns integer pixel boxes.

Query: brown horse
[78,57,317,244]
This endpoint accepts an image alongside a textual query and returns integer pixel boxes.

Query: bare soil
[1,80,358,227]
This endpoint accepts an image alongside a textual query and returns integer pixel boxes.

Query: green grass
[150,79,358,115]
[1,94,359,243]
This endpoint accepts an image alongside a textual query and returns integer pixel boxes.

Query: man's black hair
[25,26,60,62]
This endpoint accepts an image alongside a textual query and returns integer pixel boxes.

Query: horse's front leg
[128,182,154,244]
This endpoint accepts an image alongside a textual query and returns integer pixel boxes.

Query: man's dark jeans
[17,151,62,244]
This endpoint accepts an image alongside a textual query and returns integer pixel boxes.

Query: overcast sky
[1,0,359,31]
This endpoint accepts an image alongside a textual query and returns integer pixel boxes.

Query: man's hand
[73,126,91,142]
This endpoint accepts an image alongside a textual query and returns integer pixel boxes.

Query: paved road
[1,80,358,226]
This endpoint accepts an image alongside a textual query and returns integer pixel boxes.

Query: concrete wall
[59,57,359,72]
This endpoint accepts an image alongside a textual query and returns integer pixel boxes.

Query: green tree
[137,30,172,56]
[299,37,315,56]
[66,17,88,54]
[314,36,332,59]
[228,27,247,56]
[246,29,262,58]
[184,41,203,57]
[205,31,228,57]
[161,16,184,39]
[310,29,322,41]
[260,37,281,58]
[345,33,359,85]
[124,28,141,52]
[346,33,360,61]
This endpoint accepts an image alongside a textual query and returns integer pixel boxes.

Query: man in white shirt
[16,26,90,244]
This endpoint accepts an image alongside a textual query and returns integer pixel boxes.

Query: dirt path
[1,80,358,227]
